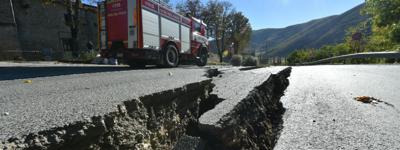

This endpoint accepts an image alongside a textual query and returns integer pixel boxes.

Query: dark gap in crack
[205,68,223,78]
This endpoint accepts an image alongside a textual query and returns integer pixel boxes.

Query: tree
[175,0,203,18]
[82,0,100,6]
[202,0,233,62]
[365,0,400,44]
[343,21,371,53]
[202,0,224,62]
[219,1,233,53]
[226,11,252,54]
[162,0,170,4]
[176,0,252,62]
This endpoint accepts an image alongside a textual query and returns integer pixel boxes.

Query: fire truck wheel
[196,48,208,67]
[163,45,179,67]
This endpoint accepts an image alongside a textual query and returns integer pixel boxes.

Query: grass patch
[60,51,98,64]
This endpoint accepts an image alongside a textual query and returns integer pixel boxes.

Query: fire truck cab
[98,0,209,67]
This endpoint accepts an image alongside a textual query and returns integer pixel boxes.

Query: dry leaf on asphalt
[24,80,32,84]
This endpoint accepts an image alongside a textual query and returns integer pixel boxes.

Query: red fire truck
[98,0,209,67]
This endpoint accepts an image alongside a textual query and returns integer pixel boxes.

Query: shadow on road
[0,64,207,81]
[0,66,133,81]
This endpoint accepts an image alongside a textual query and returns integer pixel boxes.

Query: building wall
[0,0,21,59]
[0,0,98,60]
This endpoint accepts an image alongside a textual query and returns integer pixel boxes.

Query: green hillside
[251,4,368,57]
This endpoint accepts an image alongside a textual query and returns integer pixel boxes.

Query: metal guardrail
[302,51,400,65]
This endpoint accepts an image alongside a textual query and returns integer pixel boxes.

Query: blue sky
[170,0,365,30]
[88,0,365,30]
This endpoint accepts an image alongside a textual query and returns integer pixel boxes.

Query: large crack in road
[1,80,213,149]
[1,66,291,150]
[195,67,291,150]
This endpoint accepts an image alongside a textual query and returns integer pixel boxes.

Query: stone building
[0,0,98,60]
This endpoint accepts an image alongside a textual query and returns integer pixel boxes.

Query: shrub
[230,55,242,66]
[242,56,258,66]
[62,51,74,61]
[78,50,97,62]
[61,50,98,63]
[395,45,400,52]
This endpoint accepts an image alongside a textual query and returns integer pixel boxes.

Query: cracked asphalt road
[0,63,212,141]
[275,65,400,149]
[199,67,289,127]
[3,62,399,150]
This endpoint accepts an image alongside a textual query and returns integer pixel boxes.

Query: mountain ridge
[250,4,368,57]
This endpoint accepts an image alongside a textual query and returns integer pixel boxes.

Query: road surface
[0,62,212,141]
[2,62,399,149]
[275,65,400,149]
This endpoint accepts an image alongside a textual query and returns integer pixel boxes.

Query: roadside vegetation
[287,0,400,65]
[61,50,98,63]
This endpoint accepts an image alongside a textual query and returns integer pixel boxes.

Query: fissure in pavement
[1,68,291,150]
[194,67,291,150]
[2,80,213,150]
